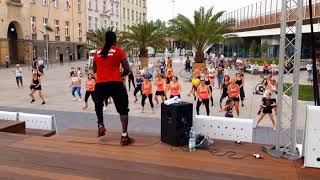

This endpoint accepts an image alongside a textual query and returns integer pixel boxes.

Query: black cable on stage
[308,0,320,106]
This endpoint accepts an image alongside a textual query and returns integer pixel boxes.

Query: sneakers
[120,135,134,146]
[72,97,76,101]
[30,99,35,103]
[97,124,106,137]
[257,110,261,115]
[103,107,107,111]
[141,107,144,113]
[78,98,82,102]
[41,101,46,105]
[272,127,276,131]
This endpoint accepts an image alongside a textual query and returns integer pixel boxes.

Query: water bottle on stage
[189,127,196,152]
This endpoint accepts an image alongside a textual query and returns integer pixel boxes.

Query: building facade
[120,0,147,31]
[0,0,87,65]
[86,0,120,32]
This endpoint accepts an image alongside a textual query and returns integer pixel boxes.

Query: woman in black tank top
[29,73,45,105]
[204,74,214,106]
[236,73,245,107]
[219,75,230,111]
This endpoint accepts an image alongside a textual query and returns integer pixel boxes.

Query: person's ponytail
[100,31,117,57]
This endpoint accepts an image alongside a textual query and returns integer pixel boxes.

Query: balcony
[6,0,23,6]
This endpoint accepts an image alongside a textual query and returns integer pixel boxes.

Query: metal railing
[220,0,320,31]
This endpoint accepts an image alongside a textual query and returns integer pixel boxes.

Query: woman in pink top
[228,78,240,117]
[83,73,96,109]
[141,78,154,113]
[196,79,211,116]
[169,76,181,99]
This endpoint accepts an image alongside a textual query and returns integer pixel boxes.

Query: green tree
[169,7,234,63]
[249,40,258,58]
[260,41,270,58]
[120,21,167,58]
[86,27,118,49]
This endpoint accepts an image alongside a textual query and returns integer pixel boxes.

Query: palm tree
[86,27,118,49]
[120,21,167,58]
[170,7,234,63]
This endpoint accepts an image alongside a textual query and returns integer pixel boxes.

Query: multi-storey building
[0,0,87,65]
[120,0,147,31]
[86,0,120,32]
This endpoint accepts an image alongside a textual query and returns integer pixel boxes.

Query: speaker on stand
[161,102,193,146]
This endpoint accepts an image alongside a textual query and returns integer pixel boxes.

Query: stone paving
[0,58,313,130]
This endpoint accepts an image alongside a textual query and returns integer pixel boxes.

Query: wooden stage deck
[0,129,319,180]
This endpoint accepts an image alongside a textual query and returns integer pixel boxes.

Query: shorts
[231,97,240,102]
[95,82,129,116]
[30,85,42,91]
[263,108,273,114]
[155,91,165,96]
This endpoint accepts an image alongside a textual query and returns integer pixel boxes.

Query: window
[31,16,36,34]
[139,0,141,7]
[136,11,138,22]
[88,0,92,9]
[42,0,47,6]
[77,0,81,12]
[88,16,92,30]
[143,0,146,8]
[116,22,119,30]
[78,23,82,37]
[44,48,48,60]
[43,18,48,34]
[94,17,98,29]
[54,0,59,8]
[54,20,60,36]
[123,8,126,18]
[56,48,60,60]
[116,4,119,16]
[103,1,106,12]
[95,0,98,10]
[65,0,71,10]
[33,46,37,59]
[111,21,114,27]
[127,9,130,20]
[132,10,134,21]
[104,20,108,28]
[65,21,69,36]
[139,13,142,23]
[111,3,114,15]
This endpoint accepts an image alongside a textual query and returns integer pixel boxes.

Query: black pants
[128,76,135,90]
[94,82,129,126]
[220,93,229,109]
[196,99,210,116]
[84,91,95,103]
[134,86,142,96]
[141,94,154,108]
[209,86,214,105]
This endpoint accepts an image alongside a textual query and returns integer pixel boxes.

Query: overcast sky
[147,0,259,22]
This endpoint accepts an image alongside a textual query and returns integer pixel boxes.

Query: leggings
[128,76,135,90]
[219,93,229,109]
[134,86,143,96]
[141,94,154,108]
[72,87,81,97]
[84,91,95,102]
[209,86,214,105]
[196,99,210,116]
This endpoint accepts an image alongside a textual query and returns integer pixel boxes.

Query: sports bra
[229,85,239,98]
[198,86,209,99]
[171,83,180,96]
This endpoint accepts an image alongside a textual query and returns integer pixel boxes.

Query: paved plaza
[0,58,313,136]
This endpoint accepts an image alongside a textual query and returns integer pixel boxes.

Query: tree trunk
[195,51,205,63]
[139,48,148,68]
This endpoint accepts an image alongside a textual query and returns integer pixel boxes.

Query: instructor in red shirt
[93,31,133,145]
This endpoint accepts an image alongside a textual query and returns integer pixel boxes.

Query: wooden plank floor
[0,130,319,180]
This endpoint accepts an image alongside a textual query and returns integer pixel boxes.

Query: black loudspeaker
[161,102,193,146]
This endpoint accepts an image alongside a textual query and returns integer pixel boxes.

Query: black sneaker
[257,110,261,115]
[120,135,134,146]
[98,124,106,137]
[41,101,46,105]
[31,99,35,103]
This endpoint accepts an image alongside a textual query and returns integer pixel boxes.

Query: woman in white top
[69,73,82,101]
[13,64,23,88]
[207,64,216,88]
[306,60,313,82]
